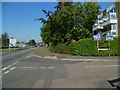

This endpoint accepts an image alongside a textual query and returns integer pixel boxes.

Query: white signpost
[93,34,113,57]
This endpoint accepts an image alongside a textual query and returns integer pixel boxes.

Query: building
[116,0,120,37]
[9,37,17,47]
[93,3,118,38]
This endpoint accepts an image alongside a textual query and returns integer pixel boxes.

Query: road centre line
[48,67,56,69]
[2,66,56,75]
[85,65,119,68]
[8,66,56,69]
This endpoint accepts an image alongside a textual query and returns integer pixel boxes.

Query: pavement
[1,47,119,89]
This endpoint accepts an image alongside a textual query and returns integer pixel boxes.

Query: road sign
[93,34,101,41]
[106,35,113,40]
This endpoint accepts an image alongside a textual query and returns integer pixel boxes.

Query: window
[111,24,116,30]
[110,14,116,19]
[112,32,116,35]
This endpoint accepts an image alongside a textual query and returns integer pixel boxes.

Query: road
[1,47,119,89]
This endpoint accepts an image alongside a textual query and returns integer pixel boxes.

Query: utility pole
[9,24,18,50]
[9,25,11,50]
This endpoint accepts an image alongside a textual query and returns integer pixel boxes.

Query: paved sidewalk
[34,47,118,61]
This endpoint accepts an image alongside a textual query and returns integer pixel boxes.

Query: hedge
[50,37,119,56]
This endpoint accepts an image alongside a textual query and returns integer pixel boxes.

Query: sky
[1,1,116,43]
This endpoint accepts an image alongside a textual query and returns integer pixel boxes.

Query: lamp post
[9,24,17,50]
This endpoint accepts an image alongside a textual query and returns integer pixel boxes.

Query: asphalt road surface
[1,47,119,88]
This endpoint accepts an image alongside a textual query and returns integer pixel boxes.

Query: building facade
[93,3,118,37]
[9,37,17,47]
[116,0,120,37]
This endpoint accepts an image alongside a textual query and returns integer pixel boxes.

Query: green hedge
[72,38,98,56]
[50,37,119,56]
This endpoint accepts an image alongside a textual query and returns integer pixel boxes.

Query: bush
[109,38,119,56]
[73,38,98,56]
[50,37,119,56]
[50,43,74,55]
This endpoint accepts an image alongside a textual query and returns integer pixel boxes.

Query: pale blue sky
[2,1,115,42]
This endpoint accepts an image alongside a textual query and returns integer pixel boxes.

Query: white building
[93,3,118,37]
[9,37,17,47]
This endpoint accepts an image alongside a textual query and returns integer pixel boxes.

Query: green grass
[1,48,23,52]
[35,49,46,55]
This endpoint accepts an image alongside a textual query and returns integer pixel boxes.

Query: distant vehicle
[23,45,27,47]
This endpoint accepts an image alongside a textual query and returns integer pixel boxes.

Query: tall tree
[37,1,101,47]
[1,33,9,48]
[28,39,36,46]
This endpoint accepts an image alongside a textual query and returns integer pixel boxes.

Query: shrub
[73,38,98,56]
[50,37,119,56]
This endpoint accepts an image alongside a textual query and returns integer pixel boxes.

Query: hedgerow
[50,37,119,56]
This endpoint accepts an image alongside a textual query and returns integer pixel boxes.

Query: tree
[37,1,101,47]
[28,39,36,46]
[1,33,9,48]
[16,41,20,44]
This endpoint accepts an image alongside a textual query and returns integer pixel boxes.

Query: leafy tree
[28,39,36,46]
[37,1,101,47]
[1,33,9,48]
[16,41,20,44]
[82,2,101,35]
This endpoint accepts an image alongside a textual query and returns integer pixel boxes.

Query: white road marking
[14,66,56,69]
[33,55,42,58]
[25,56,31,59]
[2,61,19,71]
[3,71,10,75]
[12,63,17,65]
[10,67,16,71]
[18,67,36,69]
[85,65,119,68]
[3,67,16,75]
[48,67,56,69]
[2,66,56,75]
[2,65,12,71]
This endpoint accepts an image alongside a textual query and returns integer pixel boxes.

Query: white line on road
[17,67,36,69]
[2,65,12,71]
[3,71,10,75]
[85,65,119,68]
[11,66,56,69]
[3,67,16,75]
[33,55,42,58]
[2,61,19,71]
[12,62,17,65]
[10,67,16,71]
[48,67,56,69]
[25,56,31,59]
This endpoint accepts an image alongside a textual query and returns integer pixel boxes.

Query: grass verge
[35,48,46,56]
[1,48,23,52]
